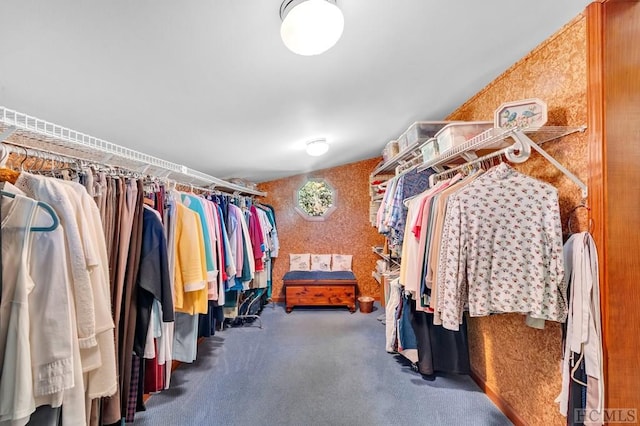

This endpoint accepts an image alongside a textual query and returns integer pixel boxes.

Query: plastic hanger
[1,191,59,232]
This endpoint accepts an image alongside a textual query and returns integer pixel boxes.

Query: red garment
[248,206,265,272]
[154,189,165,222]
[144,341,165,393]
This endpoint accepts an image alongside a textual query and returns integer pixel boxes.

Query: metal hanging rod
[0,106,266,197]
[2,139,95,166]
[428,127,588,201]
[429,146,511,186]
[510,130,588,200]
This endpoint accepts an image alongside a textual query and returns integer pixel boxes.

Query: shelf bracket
[460,151,478,162]
[510,130,588,200]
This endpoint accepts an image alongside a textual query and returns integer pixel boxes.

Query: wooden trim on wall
[585,0,609,410]
[587,0,640,414]
[470,369,527,426]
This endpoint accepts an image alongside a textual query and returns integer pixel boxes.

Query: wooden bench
[283,271,357,313]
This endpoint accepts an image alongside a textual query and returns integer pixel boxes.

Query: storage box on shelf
[434,121,495,155]
[382,140,400,162]
[397,121,451,152]
[420,138,438,164]
[372,121,453,177]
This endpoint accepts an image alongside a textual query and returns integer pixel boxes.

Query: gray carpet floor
[133,303,512,426]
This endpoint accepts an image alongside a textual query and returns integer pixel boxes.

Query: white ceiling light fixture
[280,0,345,56]
[306,139,330,156]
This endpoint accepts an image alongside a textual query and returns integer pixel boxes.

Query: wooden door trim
[586,0,609,410]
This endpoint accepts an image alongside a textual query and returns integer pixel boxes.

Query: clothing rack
[422,125,588,200]
[0,106,266,197]
[429,147,510,186]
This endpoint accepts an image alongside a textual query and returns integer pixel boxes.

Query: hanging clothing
[382,168,435,251]
[134,206,174,357]
[60,180,117,401]
[385,278,402,353]
[0,187,75,425]
[556,232,604,425]
[409,300,470,376]
[400,180,449,297]
[171,194,208,364]
[181,194,217,289]
[248,205,265,273]
[173,202,208,315]
[14,173,121,425]
[435,163,568,331]
[114,179,144,425]
[1,151,274,425]
[227,203,245,291]
[425,172,484,313]
[15,173,98,352]
[210,204,227,305]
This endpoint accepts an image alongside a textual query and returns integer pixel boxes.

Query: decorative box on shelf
[494,98,548,130]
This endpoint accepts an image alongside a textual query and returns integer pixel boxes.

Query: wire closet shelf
[418,125,588,200]
[0,106,266,197]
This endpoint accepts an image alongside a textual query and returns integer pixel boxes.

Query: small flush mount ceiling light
[306,139,330,156]
[280,0,344,56]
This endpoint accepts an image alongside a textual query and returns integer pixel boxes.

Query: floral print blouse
[436,163,568,331]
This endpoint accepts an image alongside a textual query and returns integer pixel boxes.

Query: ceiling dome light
[306,139,330,156]
[280,0,344,56]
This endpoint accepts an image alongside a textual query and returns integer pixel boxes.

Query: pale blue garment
[151,299,163,338]
[378,177,398,235]
[172,312,199,363]
[226,205,239,270]
[217,204,236,291]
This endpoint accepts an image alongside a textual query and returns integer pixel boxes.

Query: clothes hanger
[0,190,59,232]
[0,145,23,184]
[567,202,593,235]
[0,145,59,232]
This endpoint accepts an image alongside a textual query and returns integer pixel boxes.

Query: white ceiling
[0,0,592,183]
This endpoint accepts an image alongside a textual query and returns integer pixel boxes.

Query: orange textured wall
[446,15,588,426]
[259,158,385,303]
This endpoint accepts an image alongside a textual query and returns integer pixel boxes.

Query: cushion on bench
[283,271,356,281]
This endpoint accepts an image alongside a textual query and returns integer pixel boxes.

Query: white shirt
[15,173,97,350]
[60,181,117,400]
[0,184,75,425]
